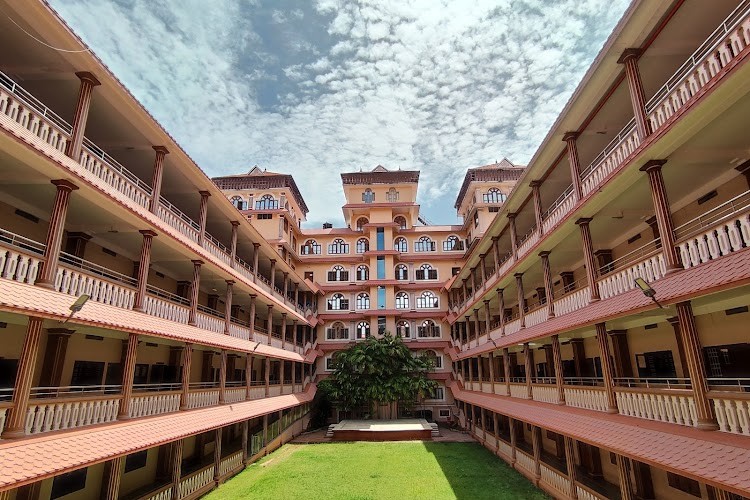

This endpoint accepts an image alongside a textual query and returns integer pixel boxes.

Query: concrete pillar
[65,72,100,160]
[224,280,234,334]
[118,333,139,419]
[530,180,544,234]
[563,132,583,201]
[188,260,203,325]
[180,344,192,410]
[197,190,211,245]
[595,323,618,413]
[523,343,533,399]
[508,213,518,259]
[539,251,555,318]
[35,180,78,288]
[575,218,600,301]
[515,273,525,327]
[149,146,169,213]
[134,230,157,311]
[552,335,565,405]
[618,48,651,140]
[640,160,681,272]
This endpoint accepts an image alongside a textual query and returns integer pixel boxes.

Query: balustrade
[524,305,549,328]
[711,394,750,436]
[581,121,640,197]
[219,451,244,477]
[516,228,539,257]
[129,392,180,418]
[540,463,570,497]
[79,140,151,209]
[597,252,666,300]
[24,396,121,435]
[563,386,609,412]
[509,383,527,399]
[203,233,232,266]
[186,389,220,409]
[552,286,590,316]
[0,247,42,285]
[497,439,513,458]
[179,465,214,498]
[531,384,557,404]
[195,311,225,334]
[224,388,246,404]
[228,323,251,340]
[577,484,607,500]
[55,262,136,309]
[268,385,282,397]
[504,318,522,335]
[515,450,535,474]
[615,388,697,427]
[541,186,576,234]
[143,485,172,500]
[676,202,750,270]
[248,386,265,400]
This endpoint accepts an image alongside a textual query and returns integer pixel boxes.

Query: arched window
[326,321,348,340]
[356,293,370,310]
[395,292,410,309]
[387,188,400,202]
[301,239,321,255]
[418,320,440,338]
[416,291,438,309]
[395,264,408,281]
[230,195,246,210]
[396,320,410,338]
[482,187,507,204]
[327,265,349,282]
[415,264,437,280]
[414,236,435,252]
[423,349,443,367]
[394,215,407,229]
[356,321,370,339]
[255,194,278,210]
[328,238,349,254]
[394,237,408,253]
[356,217,369,231]
[356,265,369,281]
[443,235,464,252]
[362,189,375,203]
[356,238,369,254]
[327,293,348,310]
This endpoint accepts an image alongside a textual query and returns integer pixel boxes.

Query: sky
[49,0,630,228]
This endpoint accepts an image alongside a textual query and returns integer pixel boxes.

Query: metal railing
[614,377,692,389]
[0,70,73,133]
[673,189,750,241]
[30,384,123,398]
[146,284,190,306]
[82,137,152,195]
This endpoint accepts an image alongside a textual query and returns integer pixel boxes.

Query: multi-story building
[1,1,750,500]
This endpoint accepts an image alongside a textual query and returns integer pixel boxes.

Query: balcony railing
[541,184,575,233]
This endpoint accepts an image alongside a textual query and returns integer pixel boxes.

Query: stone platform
[330,419,433,441]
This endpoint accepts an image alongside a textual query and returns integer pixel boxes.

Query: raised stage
[330,419,433,441]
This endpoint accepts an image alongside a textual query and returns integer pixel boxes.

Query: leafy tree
[318,333,437,418]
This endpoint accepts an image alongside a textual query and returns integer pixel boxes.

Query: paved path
[291,425,477,444]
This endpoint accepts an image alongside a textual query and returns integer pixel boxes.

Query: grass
[205,441,549,500]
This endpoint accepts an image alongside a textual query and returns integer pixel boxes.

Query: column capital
[267,304,274,311]
[253,242,261,248]
[639,159,668,172]
[191,259,204,266]
[225,279,235,286]
[617,47,642,64]
[529,180,542,189]
[75,71,101,86]
[281,312,287,317]
[483,299,490,305]
[496,287,504,293]
[198,190,211,198]
[514,272,523,279]
[283,271,289,277]
[575,217,593,226]
[491,235,499,242]
[507,212,517,220]
[152,145,170,155]
[562,131,579,142]
[270,258,277,264]
[51,179,79,191]
[139,229,158,237]
[249,293,257,300]
[230,220,241,227]
[538,250,550,258]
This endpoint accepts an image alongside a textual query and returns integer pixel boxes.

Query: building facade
[0,1,750,500]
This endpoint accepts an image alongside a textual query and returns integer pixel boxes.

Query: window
[426,387,444,400]
[51,469,87,499]
[327,293,349,311]
[376,256,385,279]
[230,196,247,210]
[378,316,386,334]
[387,188,399,202]
[301,239,321,255]
[483,187,507,204]
[394,215,406,229]
[326,323,349,340]
[636,350,676,378]
[424,349,443,368]
[356,321,370,339]
[125,450,148,473]
[325,355,339,369]
[416,291,439,309]
[356,293,370,310]
[439,409,450,418]
[328,238,349,254]
[667,472,701,497]
[395,264,409,281]
[356,265,369,281]
[377,286,386,309]
[255,194,278,210]
[415,264,438,280]
[362,189,375,203]
[356,238,369,253]
[473,211,479,227]
[327,265,349,282]
[396,320,410,338]
[394,237,408,252]
[71,361,105,386]
[356,217,369,231]
[256,213,272,220]
[376,228,385,250]
[443,235,465,251]
[395,292,410,309]
[414,236,435,252]
[418,320,440,338]
[304,271,314,281]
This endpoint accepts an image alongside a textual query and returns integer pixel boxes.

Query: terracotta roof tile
[0,387,315,491]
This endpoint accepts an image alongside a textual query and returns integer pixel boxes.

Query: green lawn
[205,441,548,500]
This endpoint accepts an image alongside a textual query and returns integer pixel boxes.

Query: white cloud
[49,0,629,227]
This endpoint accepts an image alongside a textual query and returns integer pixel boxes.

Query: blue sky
[50,0,629,227]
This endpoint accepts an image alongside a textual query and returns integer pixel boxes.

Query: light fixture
[62,294,90,323]
[634,277,663,308]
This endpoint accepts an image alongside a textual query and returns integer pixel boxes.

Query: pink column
[219,349,227,404]
[35,180,79,288]
[563,132,583,201]
[280,313,287,349]
[484,300,491,334]
[188,260,203,325]
[552,335,565,405]
[515,273,525,328]
[523,343,533,399]
[118,333,139,419]
[180,343,192,410]
[640,160,681,273]
[530,181,544,234]
[230,221,240,261]
[492,236,501,273]
[252,243,260,279]
[245,354,254,400]
[197,190,211,245]
[575,218,600,301]
[133,230,157,311]
[539,251,555,318]
[270,259,277,291]
[248,294,257,340]
[65,72,100,160]
[266,305,274,345]
[1,317,44,438]
[224,280,234,334]
[508,213,518,260]
[595,323,618,413]
[618,48,651,140]
[149,146,169,214]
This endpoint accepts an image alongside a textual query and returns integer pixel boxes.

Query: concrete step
[324,424,336,438]
[429,422,440,437]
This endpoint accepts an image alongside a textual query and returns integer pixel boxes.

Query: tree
[318,333,437,419]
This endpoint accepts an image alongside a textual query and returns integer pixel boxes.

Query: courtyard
[204,441,549,499]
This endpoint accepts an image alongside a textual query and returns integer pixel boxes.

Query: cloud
[49,0,629,227]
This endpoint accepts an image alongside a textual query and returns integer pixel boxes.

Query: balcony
[0,70,302,314]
